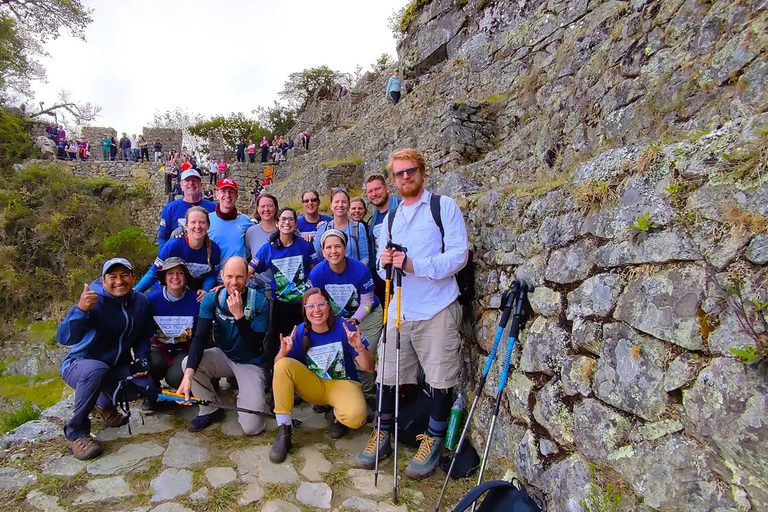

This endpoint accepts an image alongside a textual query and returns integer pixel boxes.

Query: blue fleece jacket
[57,279,153,373]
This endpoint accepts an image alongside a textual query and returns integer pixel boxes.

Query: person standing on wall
[236,138,246,163]
[139,135,149,162]
[101,134,111,161]
[364,173,401,304]
[355,148,469,480]
[154,139,163,163]
[260,137,269,163]
[119,133,131,161]
[386,69,402,105]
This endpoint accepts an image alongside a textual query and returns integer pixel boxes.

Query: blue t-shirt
[209,213,254,265]
[199,287,269,365]
[308,259,380,317]
[314,220,369,265]
[288,318,368,382]
[136,237,222,293]
[146,288,201,345]
[297,214,332,239]
[249,238,318,303]
[157,198,217,247]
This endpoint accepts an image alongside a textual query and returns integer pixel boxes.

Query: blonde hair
[386,148,426,177]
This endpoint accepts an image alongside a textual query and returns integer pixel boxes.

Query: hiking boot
[67,435,102,460]
[93,406,129,428]
[328,416,348,440]
[270,424,292,463]
[313,405,332,414]
[187,408,225,432]
[141,397,156,415]
[405,434,442,480]
[355,429,391,469]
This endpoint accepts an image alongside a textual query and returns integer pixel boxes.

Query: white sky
[31,0,405,134]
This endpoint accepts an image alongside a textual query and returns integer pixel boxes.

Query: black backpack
[386,194,475,307]
[452,478,545,512]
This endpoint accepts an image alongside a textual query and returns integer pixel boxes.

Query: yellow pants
[273,357,367,429]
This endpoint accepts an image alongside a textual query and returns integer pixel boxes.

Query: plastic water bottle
[444,395,464,450]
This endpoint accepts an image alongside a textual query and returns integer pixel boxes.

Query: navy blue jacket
[57,279,153,373]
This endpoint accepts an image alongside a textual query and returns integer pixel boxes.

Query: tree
[189,112,269,149]
[0,0,92,101]
[279,65,349,109]
[254,102,298,136]
[150,108,206,155]
[29,89,101,131]
[372,53,394,74]
[350,64,363,88]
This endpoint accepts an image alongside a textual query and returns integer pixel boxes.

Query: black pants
[209,172,216,185]
[148,347,188,389]
[267,300,303,371]
[140,147,149,161]
[249,153,255,163]
[260,147,268,163]
[237,152,245,162]
[391,91,401,105]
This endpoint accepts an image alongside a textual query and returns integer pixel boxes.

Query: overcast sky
[31,0,404,134]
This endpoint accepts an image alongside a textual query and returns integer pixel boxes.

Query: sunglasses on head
[393,166,420,179]
[332,187,348,194]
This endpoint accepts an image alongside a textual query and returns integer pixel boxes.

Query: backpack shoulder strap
[351,221,360,259]
[386,204,399,244]
[430,193,445,253]
[452,480,517,512]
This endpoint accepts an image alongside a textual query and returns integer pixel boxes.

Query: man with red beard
[208,178,253,270]
[356,148,469,480]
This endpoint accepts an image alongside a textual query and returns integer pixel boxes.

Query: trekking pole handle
[480,283,518,378]
[496,283,529,397]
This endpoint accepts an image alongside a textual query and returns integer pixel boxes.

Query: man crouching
[178,256,270,435]
[57,258,154,460]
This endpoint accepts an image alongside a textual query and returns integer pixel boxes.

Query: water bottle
[444,395,464,450]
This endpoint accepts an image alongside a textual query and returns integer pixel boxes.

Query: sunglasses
[302,198,319,203]
[393,166,420,179]
[332,187,348,194]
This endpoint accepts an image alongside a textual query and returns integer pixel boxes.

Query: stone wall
[258,0,768,510]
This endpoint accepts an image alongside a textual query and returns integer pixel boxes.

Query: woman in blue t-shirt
[297,189,332,242]
[145,257,200,413]
[269,287,373,463]
[136,206,221,300]
[249,207,318,364]
[309,229,383,408]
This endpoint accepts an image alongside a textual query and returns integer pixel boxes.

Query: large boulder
[35,136,57,160]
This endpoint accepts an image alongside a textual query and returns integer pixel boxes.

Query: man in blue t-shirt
[179,256,269,435]
[157,169,216,247]
[208,177,253,271]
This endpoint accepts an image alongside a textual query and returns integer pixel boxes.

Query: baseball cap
[181,169,201,180]
[217,177,238,191]
[102,257,134,276]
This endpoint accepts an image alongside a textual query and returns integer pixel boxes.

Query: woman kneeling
[270,288,373,463]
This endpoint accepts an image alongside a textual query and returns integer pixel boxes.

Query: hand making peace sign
[343,322,365,352]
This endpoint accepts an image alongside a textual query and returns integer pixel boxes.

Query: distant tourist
[260,137,269,163]
[130,134,139,162]
[208,159,218,185]
[386,69,402,105]
[236,138,246,163]
[139,135,149,161]
[247,140,256,163]
[217,158,229,177]
[119,133,131,161]
[101,134,111,161]
[154,139,163,162]
[66,140,78,161]
[110,136,118,160]
[78,140,89,160]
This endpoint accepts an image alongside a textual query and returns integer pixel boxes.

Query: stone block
[561,355,597,397]
[520,317,569,376]
[533,378,573,446]
[594,228,699,268]
[528,286,562,317]
[573,398,632,461]
[545,238,598,284]
[571,317,603,355]
[593,322,669,421]
[566,273,625,320]
[614,265,705,350]
[664,352,699,392]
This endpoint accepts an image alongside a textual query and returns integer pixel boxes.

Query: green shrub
[398,0,433,32]
[0,108,34,167]
[0,401,40,433]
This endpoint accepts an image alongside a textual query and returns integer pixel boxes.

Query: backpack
[386,194,475,307]
[452,478,545,512]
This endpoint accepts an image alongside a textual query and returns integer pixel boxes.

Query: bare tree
[30,90,101,125]
[150,107,206,155]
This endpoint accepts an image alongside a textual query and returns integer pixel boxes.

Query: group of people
[46,124,91,161]
[236,136,296,164]
[56,147,469,482]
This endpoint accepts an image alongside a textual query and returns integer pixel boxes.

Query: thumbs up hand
[78,283,98,312]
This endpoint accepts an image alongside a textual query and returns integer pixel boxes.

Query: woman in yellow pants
[270,287,374,463]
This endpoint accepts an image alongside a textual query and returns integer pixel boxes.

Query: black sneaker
[141,397,156,415]
[328,417,348,439]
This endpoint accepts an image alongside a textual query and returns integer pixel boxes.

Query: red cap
[217,177,238,191]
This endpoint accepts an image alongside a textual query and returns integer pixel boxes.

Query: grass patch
[320,156,364,169]
[206,482,245,512]
[263,482,296,501]
[321,446,347,462]
[398,0,433,32]
[0,369,65,411]
[325,463,352,491]
[0,401,40,433]
[505,174,570,198]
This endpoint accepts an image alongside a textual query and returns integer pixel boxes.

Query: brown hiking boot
[269,424,292,463]
[67,435,102,460]
[93,406,129,428]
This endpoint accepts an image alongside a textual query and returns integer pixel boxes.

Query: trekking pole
[471,281,531,512]
[392,262,405,505]
[374,262,394,487]
[434,281,519,512]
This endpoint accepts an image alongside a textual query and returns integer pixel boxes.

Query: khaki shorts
[378,300,462,389]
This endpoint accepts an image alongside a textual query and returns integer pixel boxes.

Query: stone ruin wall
[265,0,768,510]
[79,127,182,161]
